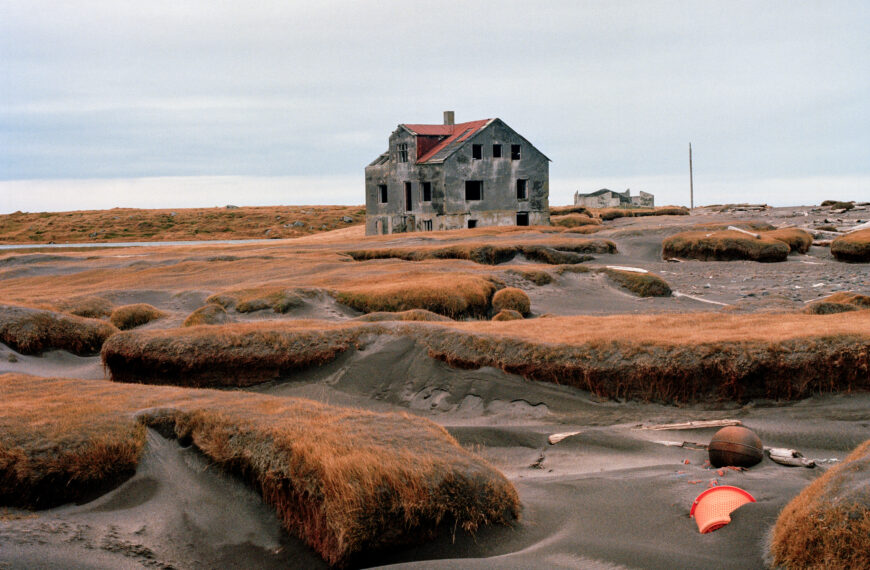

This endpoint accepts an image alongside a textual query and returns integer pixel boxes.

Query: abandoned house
[573,188,654,209]
[365,111,550,235]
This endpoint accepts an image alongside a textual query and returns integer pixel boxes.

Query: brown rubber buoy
[708,426,763,468]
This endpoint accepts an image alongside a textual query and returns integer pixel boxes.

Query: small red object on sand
[691,486,756,533]
[688,480,702,484]
[684,459,691,464]
[717,469,725,476]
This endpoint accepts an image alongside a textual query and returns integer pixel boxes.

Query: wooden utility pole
[689,142,694,210]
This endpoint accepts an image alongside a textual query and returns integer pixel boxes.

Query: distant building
[364,111,550,235]
[573,188,654,209]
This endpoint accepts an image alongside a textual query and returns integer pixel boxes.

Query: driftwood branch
[765,447,815,468]
[548,431,581,445]
[727,226,761,239]
[635,419,741,431]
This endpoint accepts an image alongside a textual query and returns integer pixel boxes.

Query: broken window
[472,144,482,159]
[404,182,412,211]
[516,212,529,226]
[421,182,432,202]
[378,184,388,204]
[511,144,521,160]
[492,144,502,158]
[467,219,477,229]
[516,179,528,200]
[423,219,432,231]
[397,143,409,163]
[465,180,483,201]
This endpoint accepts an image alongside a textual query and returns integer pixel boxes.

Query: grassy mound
[551,214,602,228]
[409,312,870,403]
[207,287,304,313]
[831,229,870,262]
[0,304,118,355]
[550,205,591,216]
[821,200,855,210]
[662,230,790,262]
[804,292,870,315]
[506,269,553,286]
[492,287,531,315]
[764,228,813,254]
[492,309,523,321]
[692,221,776,232]
[334,275,499,319]
[103,321,368,387]
[770,439,869,569]
[602,268,672,297]
[354,309,453,322]
[0,374,519,567]
[597,206,689,221]
[53,295,114,318]
[109,303,167,330]
[183,303,229,327]
[345,239,616,266]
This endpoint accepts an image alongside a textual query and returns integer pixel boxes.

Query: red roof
[402,119,492,163]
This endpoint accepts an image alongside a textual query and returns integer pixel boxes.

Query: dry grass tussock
[763,228,813,253]
[103,320,369,387]
[492,287,531,315]
[831,228,870,262]
[0,304,118,355]
[52,295,114,318]
[492,309,523,321]
[0,374,519,567]
[183,303,229,326]
[410,312,870,402]
[207,286,304,313]
[601,268,672,297]
[549,205,591,216]
[821,200,856,210]
[550,214,602,228]
[0,205,365,244]
[691,221,776,231]
[770,438,870,569]
[506,268,553,286]
[334,274,499,319]
[109,303,166,330]
[353,309,453,322]
[595,206,690,221]
[662,230,790,262]
[344,239,616,266]
[803,292,870,315]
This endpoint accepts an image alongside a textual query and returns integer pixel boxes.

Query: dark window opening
[397,143,409,163]
[378,184,388,204]
[421,182,432,202]
[404,182,412,211]
[516,212,529,226]
[492,144,502,158]
[468,219,477,229]
[465,180,483,201]
[472,144,482,159]
[511,144,521,160]
[516,179,528,200]
[423,219,433,231]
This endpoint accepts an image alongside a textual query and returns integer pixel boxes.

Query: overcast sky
[1,1,868,212]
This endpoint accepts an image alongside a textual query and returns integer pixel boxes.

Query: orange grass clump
[601,268,672,297]
[803,292,870,315]
[549,205,591,216]
[109,303,166,330]
[770,438,870,569]
[831,228,870,262]
[354,309,453,322]
[596,206,689,221]
[763,228,813,253]
[551,214,602,228]
[103,320,369,387]
[0,205,366,244]
[345,239,615,266]
[183,303,229,326]
[207,286,303,313]
[0,373,520,567]
[0,304,118,355]
[662,230,790,262]
[492,309,523,321]
[52,295,114,318]
[492,287,531,315]
[333,274,499,319]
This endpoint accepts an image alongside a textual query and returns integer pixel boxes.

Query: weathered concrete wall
[365,119,549,235]
[574,191,622,208]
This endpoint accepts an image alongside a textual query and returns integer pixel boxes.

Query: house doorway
[516,212,529,226]
[404,182,412,211]
[467,219,477,229]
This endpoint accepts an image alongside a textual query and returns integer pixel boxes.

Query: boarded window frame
[397,143,409,163]
[423,219,433,231]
